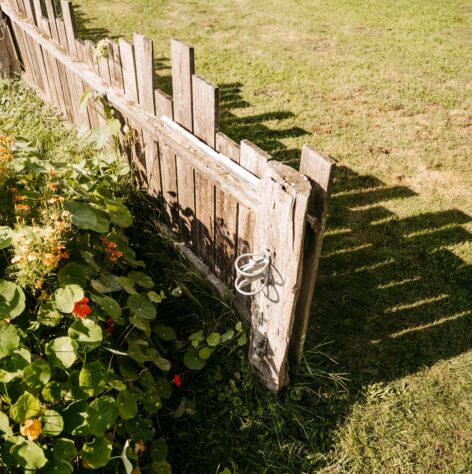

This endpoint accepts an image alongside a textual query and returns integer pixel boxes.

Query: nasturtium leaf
[65,201,110,233]
[235,321,243,332]
[0,411,13,435]
[41,409,63,436]
[62,400,90,436]
[102,197,133,228]
[42,381,62,403]
[150,351,172,372]
[23,359,51,388]
[68,318,103,352]
[206,332,221,347]
[46,337,78,369]
[198,347,213,360]
[107,374,127,391]
[38,302,63,327]
[142,389,162,414]
[11,440,47,470]
[0,321,19,359]
[41,460,73,474]
[127,271,154,289]
[92,295,122,318]
[10,392,41,423]
[127,294,156,320]
[0,226,12,249]
[80,250,100,272]
[58,262,90,288]
[118,276,137,294]
[91,273,122,293]
[50,285,84,313]
[155,378,172,400]
[221,329,235,342]
[0,347,31,383]
[87,396,118,437]
[147,290,165,303]
[116,390,138,420]
[152,460,172,474]
[118,358,138,381]
[189,330,204,342]
[78,361,107,397]
[127,338,151,364]
[80,436,112,469]
[69,371,89,400]
[151,439,169,462]
[53,438,77,461]
[125,416,155,442]
[238,333,248,346]
[184,350,206,370]
[129,313,151,336]
[0,280,25,320]
[154,324,176,341]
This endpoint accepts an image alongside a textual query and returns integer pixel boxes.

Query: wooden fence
[0,0,335,392]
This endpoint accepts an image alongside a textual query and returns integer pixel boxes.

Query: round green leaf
[62,400,89,436]
[127,271,154,289]
[0,226,12,249]
[87,396,118,437]
[125,416,155,442]
[116,390,138,420]
[154,324,176,341]
[198,346,213,360]
[46,337,78,369]
[58,262,90,288]
[41,461,73,474]
[155,378,172,400]
[118,276,137,294]
[80,250,100,272]
[38,302,63,327]
[80,437,112,469]
[23,359,51,388]
[93,295,122,318]
[11,440,47,470]
[102,197,132,228]
[206,332,221,347]
[127,294,156,320]
[0,280,25,320]
[0,347,30,383]
[183,350,205,370]
[221,329,235,342]
[91,273,122,293]
[42,381,62,403]
[53,438,77,462]
[51,285,84,313]
[68,318,103,352]
[0,411,13,436]
[78,361,107,397]
[10,392,41,423]
[41,409,63,436]
[65,201,110,233]
[0,321,19,359]
[151,439,169,462]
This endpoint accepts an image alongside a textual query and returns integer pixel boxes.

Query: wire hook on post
[234,252,271,296]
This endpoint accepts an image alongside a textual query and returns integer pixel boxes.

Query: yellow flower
[20,419,42,441]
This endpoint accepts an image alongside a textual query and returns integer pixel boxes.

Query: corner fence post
[249,160,311,392]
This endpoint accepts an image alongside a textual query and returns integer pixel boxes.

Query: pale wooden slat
[0,13,21,77]
[84,39,105,126]
[144,135,162,199]
[216,131,240,163]
[134,33,154,113]
[60,0,78,58]
[192,74,218,148]
[240,139,270,178]
[76,38,97,129]
[119,38,138,103]
[10,21,34,85]
[43,0,58,42]
[171,39,194,131]
[290,146,335,366]
[250,161,311,392]
[31,0,42,22]
[195,173,215,269]
[109,41,124,93]
[22,0,35,22]
[160,141,180,233]
[155,89,173,118]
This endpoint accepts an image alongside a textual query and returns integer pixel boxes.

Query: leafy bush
[0,120,243,473]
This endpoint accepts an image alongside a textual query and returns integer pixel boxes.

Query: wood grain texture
[195,172,215,269]
[171,39,194,131]
[119,38,138,103]
[60,0,77,58]
[155,89,173,118]
[192,74,218,148]
[289,145,335,366]
[240,139,270,178]
[42,0,58,42]
[216,132,240,163]
[134,33,154,113]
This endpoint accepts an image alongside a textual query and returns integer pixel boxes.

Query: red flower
[72,297,92,318]
[105,317,115,334]
[172,374,182,388]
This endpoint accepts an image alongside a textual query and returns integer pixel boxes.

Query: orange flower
[20,419,42,441]
[15,204,30,212]
[42,253,59,267]
[47,182,59,191]
[73,297,92,318]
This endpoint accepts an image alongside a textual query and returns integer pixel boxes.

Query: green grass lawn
[5,0,472,471]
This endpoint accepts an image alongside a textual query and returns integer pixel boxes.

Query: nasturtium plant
[0,125,243,472]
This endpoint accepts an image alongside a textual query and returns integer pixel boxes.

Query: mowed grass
[14,0,472,471]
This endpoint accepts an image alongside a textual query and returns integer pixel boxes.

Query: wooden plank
[109,41,124,93]
[192,74,218,148]
[31,0,42,22]
[250,161,311,392]
[134,33,154,113]
[43,0,58,42]
[155,89,173,118]
[119,38,138,103]
[289,146,335,366]
[9,21,33,84]
[60,0,77,58]
[171,39,194,131]
[160,143,180,233]
[143,134,162,198]
[76,38,97,129]
[176,155,195,247]
[240,139,270,178]
[216,132,240,163]
[84,39,105,126]
[0,13,21,77]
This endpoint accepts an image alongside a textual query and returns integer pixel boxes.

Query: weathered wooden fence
[0,0,335,392]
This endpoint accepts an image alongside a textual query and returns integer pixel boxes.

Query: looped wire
[234,252,271,296]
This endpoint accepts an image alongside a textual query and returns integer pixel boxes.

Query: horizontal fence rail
[0,0,335,391]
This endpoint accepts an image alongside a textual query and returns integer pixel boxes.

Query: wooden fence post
[249,160,311,392]
[289,145,335,366]
[0,8,20,78]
